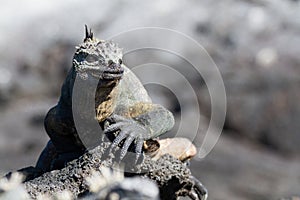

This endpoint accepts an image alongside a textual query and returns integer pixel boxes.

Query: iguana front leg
[104,103,175,161]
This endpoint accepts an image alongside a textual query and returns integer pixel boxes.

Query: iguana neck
[95,80,120,122]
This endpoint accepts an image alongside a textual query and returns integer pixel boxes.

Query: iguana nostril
[118,59,123,65]
[108,60,113,66]
[108,61,123,72]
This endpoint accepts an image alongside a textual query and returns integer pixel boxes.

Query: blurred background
[0,0,300,199]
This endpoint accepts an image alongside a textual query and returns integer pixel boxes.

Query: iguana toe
[135,138,144,163]
[120,135,135,160]
[105,114,151,161]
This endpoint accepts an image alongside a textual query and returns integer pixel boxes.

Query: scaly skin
[35,26,175,172]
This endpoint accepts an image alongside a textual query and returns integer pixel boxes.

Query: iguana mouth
[92,63,124,80]
[96,70,124,80]
[74,60,124,80]
[76,66,124,81]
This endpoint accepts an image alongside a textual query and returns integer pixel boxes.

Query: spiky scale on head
[84,24,94,42]
[73,25,124,80]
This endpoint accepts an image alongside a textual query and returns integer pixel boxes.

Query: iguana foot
[176,175,208,200]
[104,114,150,162]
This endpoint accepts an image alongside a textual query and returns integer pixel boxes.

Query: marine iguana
[3,26,208,200]
[35,26,175,172]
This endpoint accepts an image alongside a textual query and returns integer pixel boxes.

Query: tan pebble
[146,137,197,162]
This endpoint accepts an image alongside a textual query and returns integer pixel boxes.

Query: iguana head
[73,25,124,81]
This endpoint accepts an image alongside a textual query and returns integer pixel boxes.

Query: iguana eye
[86,54,98,63]
[118,59,122,65]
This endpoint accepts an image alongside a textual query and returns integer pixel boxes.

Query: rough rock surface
[24,140,203,200]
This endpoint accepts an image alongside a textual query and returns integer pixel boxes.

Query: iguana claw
[104,114,149,162]
[191,176,208,200]
[176,175,208,200]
